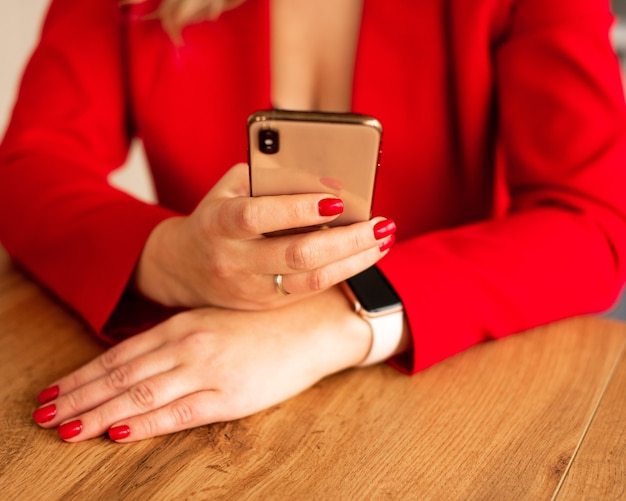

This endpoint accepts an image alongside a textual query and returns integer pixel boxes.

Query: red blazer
[1,0,626,373]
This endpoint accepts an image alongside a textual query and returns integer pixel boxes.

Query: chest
[269,0,363,111]
[128,0,452,161]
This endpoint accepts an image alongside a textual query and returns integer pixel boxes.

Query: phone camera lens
[259,129,279,154]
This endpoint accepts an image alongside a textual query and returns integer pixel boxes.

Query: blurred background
[0,0,155,202]
[1,1,625,317]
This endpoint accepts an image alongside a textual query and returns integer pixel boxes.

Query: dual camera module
[258,128,279,155]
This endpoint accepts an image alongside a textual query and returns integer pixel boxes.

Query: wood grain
[555,336,626,501]
[0,248,625,500]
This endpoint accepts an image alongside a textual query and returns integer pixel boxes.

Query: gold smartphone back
[248,110,382,226]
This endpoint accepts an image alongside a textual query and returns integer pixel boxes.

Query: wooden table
[1,248,625,500]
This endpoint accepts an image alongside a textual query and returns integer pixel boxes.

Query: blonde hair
[125,0,243,37]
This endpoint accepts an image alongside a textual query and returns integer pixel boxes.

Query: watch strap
[356,308,405,366]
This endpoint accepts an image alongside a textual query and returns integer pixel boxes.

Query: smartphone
[248,109,382,227]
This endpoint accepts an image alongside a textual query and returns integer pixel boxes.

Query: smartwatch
[341,266,405,366]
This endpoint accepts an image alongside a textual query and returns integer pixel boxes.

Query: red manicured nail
[318,198,344,217]
[58,420,83,440]
[108,425,131,441]
[33,404,57,424]
[37,385,59,404]
[379,233,396,252]
[373,219,397,240]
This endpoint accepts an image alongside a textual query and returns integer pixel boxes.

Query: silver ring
[274,274,291,296]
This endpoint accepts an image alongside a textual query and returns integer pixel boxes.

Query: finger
[209,162,251,198]
[107,391,221,442]
[46,327,166,398]
[34,345,179,429]
[216,193,343,239]
[56,365,199,442]
[256,217,396,275]
[271,232,395,296]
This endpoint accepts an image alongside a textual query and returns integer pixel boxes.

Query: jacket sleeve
[380,0,626,374]
[0,0,177,338]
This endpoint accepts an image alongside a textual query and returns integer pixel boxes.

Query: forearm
[133,215,195,307]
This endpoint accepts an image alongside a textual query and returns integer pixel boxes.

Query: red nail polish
[373,219,397,240]
[108,425,131,441]
[37,385,59,404]
[379,233,396,252]
[318,198,344,217]
[33,404,57,424]
[58,420,83,440]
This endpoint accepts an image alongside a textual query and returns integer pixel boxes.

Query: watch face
[346,266,402,314]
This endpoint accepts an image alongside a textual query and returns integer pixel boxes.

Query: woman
[1,0,625,442]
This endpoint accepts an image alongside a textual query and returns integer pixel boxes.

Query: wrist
[340,266,410,366]
[134,216,191,307]
[300,285,373,374]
